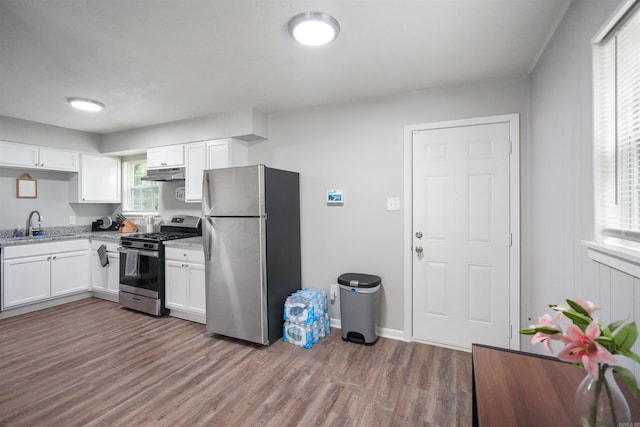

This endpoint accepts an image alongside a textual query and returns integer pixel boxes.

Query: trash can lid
[337,273,381,288]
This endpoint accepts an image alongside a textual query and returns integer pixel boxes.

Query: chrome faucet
[26,210,44,237]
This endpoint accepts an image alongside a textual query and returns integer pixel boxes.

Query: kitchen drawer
[165,247,205,264]
[3,239,89,259]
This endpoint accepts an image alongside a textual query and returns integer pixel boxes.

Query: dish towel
[124,250,139,278]
[97,244,109,267]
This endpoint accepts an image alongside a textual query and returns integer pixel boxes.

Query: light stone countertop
[163,236,203,249]
[0,231,129,247]
[0,230,202,248]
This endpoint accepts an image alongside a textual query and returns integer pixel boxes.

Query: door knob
[415,231,423,239]
[415,246,423,254]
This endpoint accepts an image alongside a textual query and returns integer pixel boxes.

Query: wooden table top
[472,344,640,426]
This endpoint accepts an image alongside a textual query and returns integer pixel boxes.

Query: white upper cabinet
[184,142,207,202]
[0,140,78,172]
[39,147,78,171]
[184,139,248,203]
[147,144,184,169]
[69,154,121,203]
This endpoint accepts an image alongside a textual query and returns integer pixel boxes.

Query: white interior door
[411,120,513,350]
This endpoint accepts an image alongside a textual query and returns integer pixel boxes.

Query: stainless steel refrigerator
[202,165,301,345]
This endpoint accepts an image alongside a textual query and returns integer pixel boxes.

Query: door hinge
[510,324,513,339]
[509,139,513,154]
[509,233,513,247]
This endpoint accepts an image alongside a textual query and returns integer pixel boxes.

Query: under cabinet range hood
[141,167,185,181]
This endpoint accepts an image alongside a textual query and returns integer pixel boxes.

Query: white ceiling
[0,0,570,135]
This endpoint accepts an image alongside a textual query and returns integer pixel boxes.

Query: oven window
[119,251,161,292]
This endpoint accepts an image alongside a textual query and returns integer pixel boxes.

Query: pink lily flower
[558,321,617,380]
[530,313,562,353]
[572,297,601,316]
[552,297,601,316]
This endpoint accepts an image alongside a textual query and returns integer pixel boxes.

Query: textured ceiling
[0,0,570,134]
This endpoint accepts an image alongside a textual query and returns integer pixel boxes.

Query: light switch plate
[387,197,400,211]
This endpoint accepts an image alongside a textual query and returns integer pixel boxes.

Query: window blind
[595,4,640,236]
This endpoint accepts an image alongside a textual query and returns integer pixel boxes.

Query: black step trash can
[338,273,381,345]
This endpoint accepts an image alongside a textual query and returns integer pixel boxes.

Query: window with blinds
[594,2,640,241]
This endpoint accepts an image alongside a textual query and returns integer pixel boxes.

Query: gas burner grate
[123,232,199,242]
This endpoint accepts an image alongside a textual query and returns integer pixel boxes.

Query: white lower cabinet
[90,240,120,298]
[2,240,90,310]
[3,255,51,307]
[50,251,90,297]
[165,247,205,323]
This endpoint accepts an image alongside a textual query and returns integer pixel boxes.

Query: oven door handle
[117,247,160,258]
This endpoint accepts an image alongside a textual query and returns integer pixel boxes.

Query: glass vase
[574,366,630,427]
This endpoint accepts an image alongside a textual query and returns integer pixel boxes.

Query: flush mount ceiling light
[288,11,340,46]
[67,97,105,112]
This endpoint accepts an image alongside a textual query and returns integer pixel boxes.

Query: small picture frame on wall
[16,173,37,198]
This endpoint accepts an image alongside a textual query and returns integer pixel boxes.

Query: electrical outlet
[69,215,76,225]
[330,284,338,301]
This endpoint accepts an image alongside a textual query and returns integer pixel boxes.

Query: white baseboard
[0,292,91,320]
[329,317,404,341]
[168,309,205,325]
[90,291,118,303]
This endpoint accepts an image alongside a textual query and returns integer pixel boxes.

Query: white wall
[0,116,114,228]
[100,108,268,154]
[250,77,529,331]
[526,0,622,334]
[0,116,101,152]
[526,0,639,382]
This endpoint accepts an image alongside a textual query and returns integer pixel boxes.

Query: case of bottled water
[282,288,330,348]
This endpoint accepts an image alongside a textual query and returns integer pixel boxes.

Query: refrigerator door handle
[202,216,213,261]
[203,171,212,214]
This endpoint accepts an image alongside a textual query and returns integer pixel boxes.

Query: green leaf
[618,348,640,364]
[519,328,536,335]
[595,336,615,348]
[534,327,561,335]
[613,322,638,352]
[563,310,592,330]
[607,319,625,334]
[612,365,638,398]
[566,299,590,317]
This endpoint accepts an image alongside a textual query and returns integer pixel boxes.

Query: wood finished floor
[0,298,471,426]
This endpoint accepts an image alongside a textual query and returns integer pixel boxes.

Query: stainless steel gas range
[118,215,201,316]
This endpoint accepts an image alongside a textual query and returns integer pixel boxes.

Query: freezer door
[204,216,268,344]
[202,165,264,217]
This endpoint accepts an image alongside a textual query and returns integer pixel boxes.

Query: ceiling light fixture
[288,11,340,47]
[67,97,105,112]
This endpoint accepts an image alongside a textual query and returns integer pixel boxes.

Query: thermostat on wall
[327,189,343,205]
